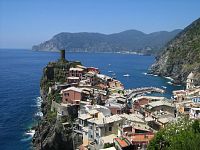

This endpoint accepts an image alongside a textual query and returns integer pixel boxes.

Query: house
[69,67,84,78]
[77,105,111,147]
[87,114,123,146]
[67,76,80,85]
[83,72,97,86]
[117,124,154,149]
[108,79,124,90]
[140,100,175,117]
[190,107,200,119]
[87,67,100,74]
[147,111,176,130]
[105,102,126,115]
[133,97,150,110]
[54,82,71,91]
[61,87,83,105]
[173,90,187,102]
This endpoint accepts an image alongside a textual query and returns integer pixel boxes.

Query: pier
[126,87,165,99]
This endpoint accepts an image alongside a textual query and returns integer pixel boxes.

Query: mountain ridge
[32,29,181,55]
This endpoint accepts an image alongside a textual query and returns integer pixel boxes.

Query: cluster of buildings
[48,53,200,150]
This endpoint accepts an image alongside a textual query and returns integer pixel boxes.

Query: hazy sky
[0,0,200,49]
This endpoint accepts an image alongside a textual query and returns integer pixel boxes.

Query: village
[47,50,200,150]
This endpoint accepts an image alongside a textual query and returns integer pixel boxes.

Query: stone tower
[186,72,195,89]
[60,50,66,60]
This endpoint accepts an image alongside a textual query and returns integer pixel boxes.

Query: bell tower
[186,72,195,89]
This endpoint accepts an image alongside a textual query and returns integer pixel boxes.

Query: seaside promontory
[150,18,200,85]
[32,51,82,150]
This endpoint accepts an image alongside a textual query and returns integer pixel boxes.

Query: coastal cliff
[150,18,200,85]
[32,57,81,150]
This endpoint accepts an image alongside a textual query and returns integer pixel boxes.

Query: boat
[123,74,130,77]
[108,70,113,73]
[161,86,167,89]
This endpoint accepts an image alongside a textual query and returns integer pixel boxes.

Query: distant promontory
[32,29,181,55]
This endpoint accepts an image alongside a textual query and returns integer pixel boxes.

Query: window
[64,93,69,96]
[109,126,112,131]
[117,110,121,114]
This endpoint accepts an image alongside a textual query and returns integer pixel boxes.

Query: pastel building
[69,67,84,78]
[61,87,82,105]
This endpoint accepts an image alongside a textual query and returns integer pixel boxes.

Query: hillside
[150,18,200,84]
[32,29,181,55]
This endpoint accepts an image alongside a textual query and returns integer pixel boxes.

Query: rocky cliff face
[150,18,200,85]
[32,59,82,150]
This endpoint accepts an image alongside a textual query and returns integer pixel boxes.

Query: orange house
[61,87,82,105]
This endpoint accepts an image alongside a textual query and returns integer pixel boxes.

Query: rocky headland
[150,18,200,85]
[32,53,81,150]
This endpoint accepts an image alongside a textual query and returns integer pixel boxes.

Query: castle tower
[60,50,65,60]
[186,72,195,89]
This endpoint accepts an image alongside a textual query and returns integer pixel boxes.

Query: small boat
[161,86,167,89]
[123,74,130,77]
[108,70,113,73]
[167,81,173,85]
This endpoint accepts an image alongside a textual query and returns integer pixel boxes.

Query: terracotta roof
[114,137,131,148]
[131,134,154,142]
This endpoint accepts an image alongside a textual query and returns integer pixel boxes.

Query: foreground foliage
[148,118,200,150]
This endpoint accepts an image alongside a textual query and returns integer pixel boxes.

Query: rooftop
[88,114,122,125]
[67,76,80,80]
[187,72,195,79]
[120,113,145,124]
[100,134,117,144]
[61,87,82,93]
[143,100,174,109]
[78,113,92,120]
[131,134,154,142]
[69,67,84,71]
[114,137,131,148]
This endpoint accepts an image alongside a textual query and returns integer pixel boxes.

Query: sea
[0,49,183,150]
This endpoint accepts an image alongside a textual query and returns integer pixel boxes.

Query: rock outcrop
[150,18,200,85]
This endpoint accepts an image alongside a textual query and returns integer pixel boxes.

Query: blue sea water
[0,49,183,150]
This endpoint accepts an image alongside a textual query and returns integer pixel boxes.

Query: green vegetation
[151,18,200,84]
[47,111,57,123]
[104,143,114,148]
[148,118,200,150]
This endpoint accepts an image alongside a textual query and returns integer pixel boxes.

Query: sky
[0,0,200,49]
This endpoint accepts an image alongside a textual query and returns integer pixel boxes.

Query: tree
[148,118,200,150]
